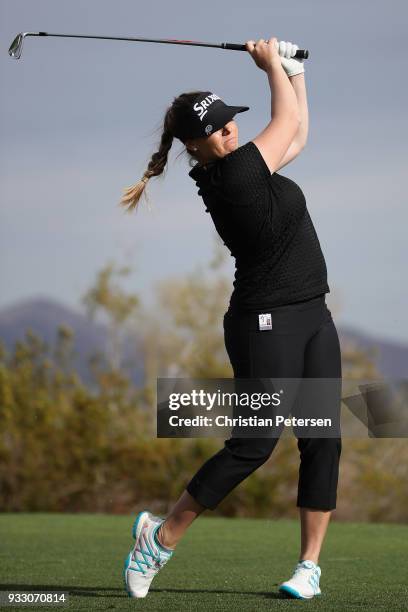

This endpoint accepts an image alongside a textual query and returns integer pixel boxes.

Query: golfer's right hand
[245,37,281,72]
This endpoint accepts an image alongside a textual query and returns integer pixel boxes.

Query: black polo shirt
[188,140,330,312]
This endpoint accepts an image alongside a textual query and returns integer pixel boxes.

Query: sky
[1,0,407,344]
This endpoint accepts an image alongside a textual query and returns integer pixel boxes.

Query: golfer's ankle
[156,522,179,550]
[299,551,319,565]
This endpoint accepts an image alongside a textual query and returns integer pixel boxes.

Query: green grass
[0,513,407,611]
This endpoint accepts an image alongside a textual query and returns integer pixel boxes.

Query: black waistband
[226,293,326,318]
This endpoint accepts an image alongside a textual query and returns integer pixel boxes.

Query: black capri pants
[186,294,342,511]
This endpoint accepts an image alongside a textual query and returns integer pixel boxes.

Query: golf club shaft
[10,32,309,59]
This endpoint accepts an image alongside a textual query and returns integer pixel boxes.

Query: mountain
[0,296,144,389]
[0,297,406,385]
[337,324,407,378]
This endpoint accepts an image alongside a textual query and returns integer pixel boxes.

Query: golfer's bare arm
[252,61,303,174]
[272,74,309,170]
[289,73,309,148]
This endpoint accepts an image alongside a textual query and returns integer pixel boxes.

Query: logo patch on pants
[258,313,272,331]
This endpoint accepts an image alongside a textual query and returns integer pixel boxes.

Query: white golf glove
[274,40,305,77]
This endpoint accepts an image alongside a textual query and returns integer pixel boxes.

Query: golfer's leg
[298,508,331,565]
[296,307,342,562]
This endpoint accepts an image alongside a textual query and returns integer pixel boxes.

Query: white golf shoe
[123,510,174,598]
[279,559,322,599]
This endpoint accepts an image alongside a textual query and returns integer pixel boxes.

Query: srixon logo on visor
[193,93,221,121]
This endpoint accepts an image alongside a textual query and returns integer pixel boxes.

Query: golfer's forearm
[288,73,309,147]
[267,62,300,123]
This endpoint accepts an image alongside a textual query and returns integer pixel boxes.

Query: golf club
[8,31,309,60]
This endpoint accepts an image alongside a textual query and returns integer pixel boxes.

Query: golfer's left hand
[274,40,305,77]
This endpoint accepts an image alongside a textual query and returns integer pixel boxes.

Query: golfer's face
[192,119,238,163]
[187,120,239,164]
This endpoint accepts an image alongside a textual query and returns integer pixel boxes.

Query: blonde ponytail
[118,174,151,214]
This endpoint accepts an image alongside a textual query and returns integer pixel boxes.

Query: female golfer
[121,37,342,600]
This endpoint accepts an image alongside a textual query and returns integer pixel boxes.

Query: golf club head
[8,33,26,59]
